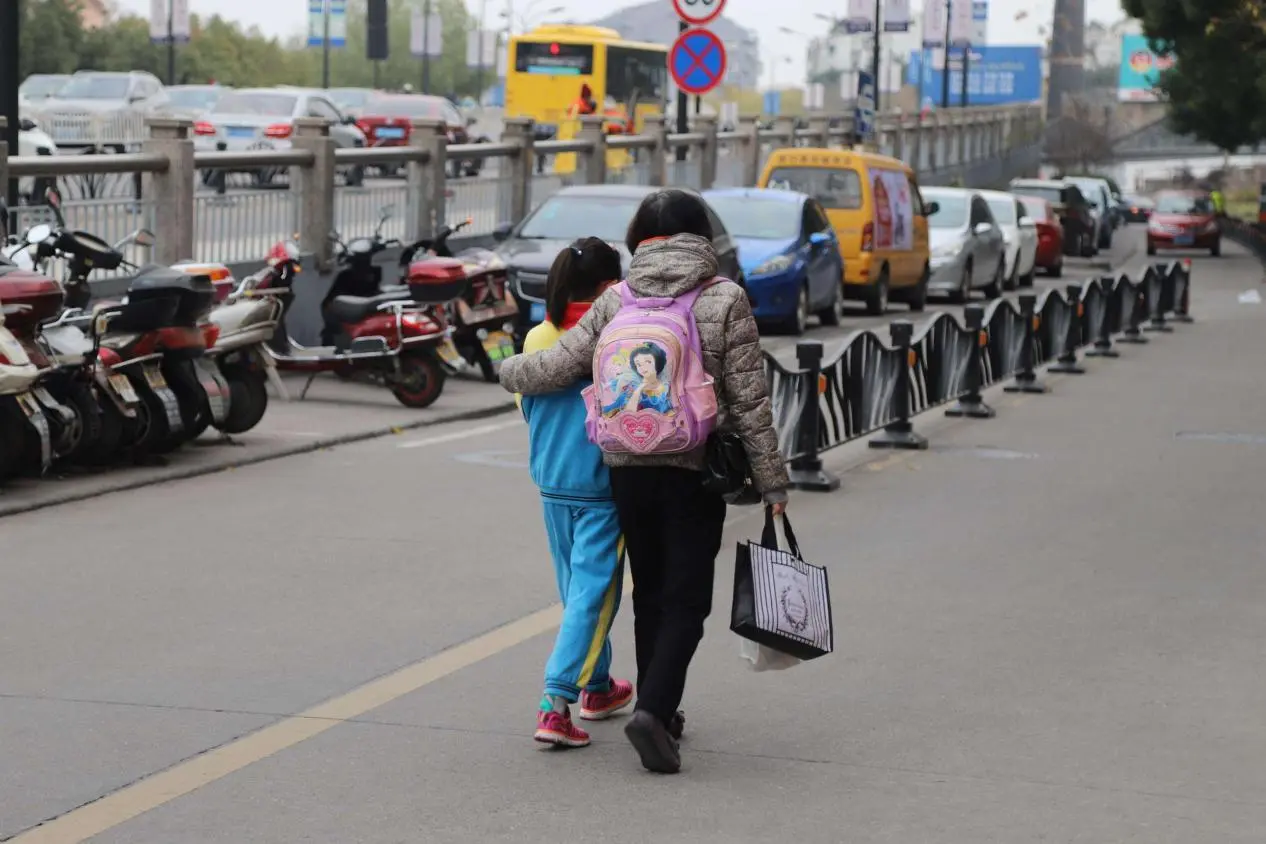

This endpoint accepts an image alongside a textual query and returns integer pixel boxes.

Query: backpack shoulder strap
[675,276,724,310]
[614,281,635,306]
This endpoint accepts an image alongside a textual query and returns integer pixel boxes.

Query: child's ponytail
[543,237,622,327]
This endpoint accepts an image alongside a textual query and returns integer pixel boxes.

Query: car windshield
[764,167,863,210]
[1154,194,1213,215]
[986,198,1017,224]
[331,90,373,110]
[1126,196,1153,208]
[1012,184,1064,205]
[1018,198,1049,221]
[212,93,297,116]
[20,76,68,99]
[1070,181,1103,208]
[924,193,969,228]
[367,96,444,119]
[704,196,801,240]
[55,75,130,100]
[167,88,221,111]
[517,195,643,241]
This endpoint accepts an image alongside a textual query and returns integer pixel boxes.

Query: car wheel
[982,261,1004,300]
[817,280,845,326]
[864,267,889,316]
[345,165,366,187]
[1003,258,1018,292]
[1211,239,1221,257]
[951,261,972,304]
[1146,241,1157,256]
[1048,259,1062,279]
[783,284,810,335]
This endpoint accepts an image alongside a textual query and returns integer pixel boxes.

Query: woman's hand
[769,501,787,517]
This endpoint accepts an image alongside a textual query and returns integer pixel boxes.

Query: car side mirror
[341,114,356,125]
[973,222,994,236]
[18,117,36,132]
[807,231,831,245]
[492,222,513,242]
[924,201,940,216]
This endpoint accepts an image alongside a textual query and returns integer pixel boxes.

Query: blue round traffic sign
[670,27,727,96]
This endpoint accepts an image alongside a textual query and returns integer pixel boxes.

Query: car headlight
[752,254,794,276]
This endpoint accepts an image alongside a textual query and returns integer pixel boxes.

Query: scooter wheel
[0,399,29,481]
[128,377,172,458]
[56,379,102,462]
[80,395,127,466]
[216,365,269,435]
[392,353,445,409]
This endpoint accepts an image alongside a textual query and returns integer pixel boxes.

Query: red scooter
[263,234,468,408]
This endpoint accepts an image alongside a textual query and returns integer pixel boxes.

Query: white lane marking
[397,419,522,449]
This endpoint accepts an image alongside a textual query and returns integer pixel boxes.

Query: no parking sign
[670,27,727,96]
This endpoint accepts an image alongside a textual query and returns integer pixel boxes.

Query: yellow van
[758,148,931,314]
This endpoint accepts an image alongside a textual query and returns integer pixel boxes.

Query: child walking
[520,237,634,747]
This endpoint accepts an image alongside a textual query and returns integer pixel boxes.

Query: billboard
[906,46,1042,106]
[1118,34,1174,102]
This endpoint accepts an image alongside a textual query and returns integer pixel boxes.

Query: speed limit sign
[672,0,725,26]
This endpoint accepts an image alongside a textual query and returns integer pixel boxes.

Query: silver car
[161,84,229,119]
[193,88,367,186]
[1065,176,1114,251]
[922,187,1007,302]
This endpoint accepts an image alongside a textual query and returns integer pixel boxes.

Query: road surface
[3,235,1262,841]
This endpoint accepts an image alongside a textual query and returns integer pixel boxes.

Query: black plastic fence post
[1172,260,1194,323]
[1118,279,1149,344]
[1048,284,1086,374]
[1004,293,1047,393]
[869,320,929,450]
[1085,275,1120,358]
[1145,262,1173,333]
[214,141,228,195]
[945,304,995,419]
[788,340,841,492]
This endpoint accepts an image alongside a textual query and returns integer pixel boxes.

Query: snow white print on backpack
[583,281,718,455]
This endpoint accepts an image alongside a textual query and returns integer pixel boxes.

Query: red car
[1018,196,1065,277]
[356,94,486,178]
[1147,190,1221,256]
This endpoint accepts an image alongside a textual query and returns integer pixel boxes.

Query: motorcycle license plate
[481,330,516,363]
[437,339,462,365]
[144,366,168,390]
[15,392,38,418]
[108,373,139,404]
[529,302,546,323]
[15,392,52,470]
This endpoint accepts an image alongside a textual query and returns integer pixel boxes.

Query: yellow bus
[505,24,668,174]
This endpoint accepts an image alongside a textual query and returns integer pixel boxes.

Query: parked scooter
[400,218,518,382]
[0,268,54,479]
[264,222,468,409]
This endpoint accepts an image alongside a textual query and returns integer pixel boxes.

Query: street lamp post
[1,0,17,207]
[941,0,952,108]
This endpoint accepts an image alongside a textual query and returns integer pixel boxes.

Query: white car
[980,190,1038,290]
[16,117,59,201]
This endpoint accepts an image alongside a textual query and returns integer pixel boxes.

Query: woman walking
[500,189,789,773]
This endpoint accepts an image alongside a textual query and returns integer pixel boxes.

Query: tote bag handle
[760,507,802,560]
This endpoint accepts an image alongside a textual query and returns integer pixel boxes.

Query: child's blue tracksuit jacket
[519,308,624,701]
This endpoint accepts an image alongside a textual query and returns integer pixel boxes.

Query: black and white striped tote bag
[731,510,833,660]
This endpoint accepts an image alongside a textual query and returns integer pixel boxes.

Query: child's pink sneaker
[578,678,634,721]
[534,708,591,748]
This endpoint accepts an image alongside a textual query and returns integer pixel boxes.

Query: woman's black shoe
[624,710,681,774]
[668,711,685,741]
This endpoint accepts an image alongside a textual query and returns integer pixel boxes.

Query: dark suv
[1010,179,1098,258]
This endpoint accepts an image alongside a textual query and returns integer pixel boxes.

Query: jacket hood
[625,234,718,298]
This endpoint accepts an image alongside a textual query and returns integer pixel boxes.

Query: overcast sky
[115,0,1125,84]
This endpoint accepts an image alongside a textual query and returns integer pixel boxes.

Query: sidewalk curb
[0,400,520,520]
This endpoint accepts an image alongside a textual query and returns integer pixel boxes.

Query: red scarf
[559,301,592,331]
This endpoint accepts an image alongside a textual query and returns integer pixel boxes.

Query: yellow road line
[11,508,767,843]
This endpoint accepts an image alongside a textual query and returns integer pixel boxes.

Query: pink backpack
[582,281,719,455]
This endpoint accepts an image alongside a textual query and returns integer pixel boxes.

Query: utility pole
[675,19,687,162]
[871,0,881,115]
[940,0,951,109]
[476,0,487,103]
[322,0,331,89]
[422,0,432,94]
[166,0,176,85]
[961,44,970,107]
[1046,0,1085,122]
[1,0,18,207]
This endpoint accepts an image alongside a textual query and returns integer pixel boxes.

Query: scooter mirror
[379,204,395,221]
[133,229,155,247]
[25,224,51,245]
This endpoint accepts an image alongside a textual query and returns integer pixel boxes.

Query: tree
[1045,96,1115,173]
[1121,0,1266,151]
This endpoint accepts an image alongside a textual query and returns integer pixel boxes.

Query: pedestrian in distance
[517,237,635,749]
[500,189,791,774]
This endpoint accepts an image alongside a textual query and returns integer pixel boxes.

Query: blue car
[703,188,845,334]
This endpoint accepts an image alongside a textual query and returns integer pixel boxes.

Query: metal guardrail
[765,261,1194,490]
[3,104,1045,268]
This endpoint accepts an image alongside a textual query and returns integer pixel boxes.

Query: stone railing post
[500,117,535,224]
[290,117,335,271]
[643,113,668,187]
[142,117,195,266]
[738,114,762,186]
[693,113,718,188]
[576,115,608,185]
[774,115,797,148]
[407,118,446,241]
[0,117,9,210]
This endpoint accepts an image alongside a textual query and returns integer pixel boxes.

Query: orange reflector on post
[907,348,917,367]
[1077,302,1084,317]
[978,329,988,347]
[1032,316,1041,330]
[817,373,827,394]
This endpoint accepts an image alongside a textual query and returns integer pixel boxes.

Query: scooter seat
[326,289,411,324]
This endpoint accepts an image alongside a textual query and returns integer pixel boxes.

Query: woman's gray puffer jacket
[498,233,790,503]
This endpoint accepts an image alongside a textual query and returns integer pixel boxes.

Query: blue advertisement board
[1118,34,1173,102]
[906,45,1042,106]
